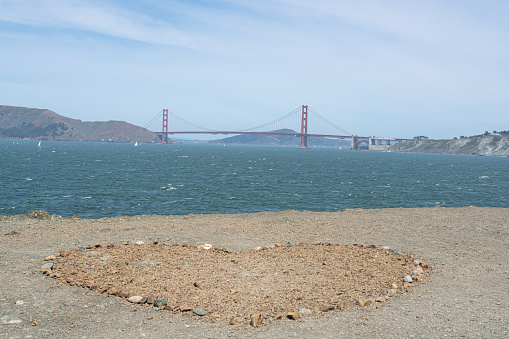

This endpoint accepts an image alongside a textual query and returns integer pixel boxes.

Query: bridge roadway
[156,131,412,150]
[156,130,352,139]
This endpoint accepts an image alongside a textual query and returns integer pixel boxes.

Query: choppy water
[0,140,507,218]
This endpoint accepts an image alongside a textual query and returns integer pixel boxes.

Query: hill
[389,136,509,156]
[209,129,351,147]
[0,105,159,142]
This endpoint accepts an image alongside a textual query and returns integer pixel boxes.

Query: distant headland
[0,105,159,143]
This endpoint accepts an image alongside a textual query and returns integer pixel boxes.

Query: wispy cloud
[0,0,194,47]
[0,0,508,138]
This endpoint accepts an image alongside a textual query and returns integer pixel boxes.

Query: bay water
[1,140,507,218]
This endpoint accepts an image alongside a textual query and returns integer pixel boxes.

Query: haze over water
[1,140,507,218]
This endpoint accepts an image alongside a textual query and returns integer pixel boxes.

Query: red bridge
[146,105,411,150]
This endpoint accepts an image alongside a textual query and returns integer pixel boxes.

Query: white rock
[134,241,144,245]
[203,244,212,250]
[128,296,144,303]
[299,308,312,315]
[403,275,413,283]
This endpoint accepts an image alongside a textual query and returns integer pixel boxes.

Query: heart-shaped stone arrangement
[42,242,430,326]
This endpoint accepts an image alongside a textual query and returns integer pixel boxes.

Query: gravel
[1,206,508,338]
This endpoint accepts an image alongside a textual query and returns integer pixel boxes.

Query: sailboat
[134,141,139,147]
[38,141,41,148]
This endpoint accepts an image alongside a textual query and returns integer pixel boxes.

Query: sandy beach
[1,207,508,338]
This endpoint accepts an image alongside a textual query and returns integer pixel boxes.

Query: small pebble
[403,275,413,283]
[287,311,302,320]
[135,241,144,245]
[41,263,53,270]
[413,260,421,266]
[412,270,422,276]
[193,309,207,316]
[299,308,312,315]
[128,296,144,303]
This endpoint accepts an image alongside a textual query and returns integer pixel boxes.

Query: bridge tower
[300,105,308,148]
[162,109,168,143]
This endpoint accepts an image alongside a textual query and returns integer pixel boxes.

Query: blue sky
[0,0,508,139]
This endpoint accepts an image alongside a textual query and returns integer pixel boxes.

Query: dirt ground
[1,207,508,338]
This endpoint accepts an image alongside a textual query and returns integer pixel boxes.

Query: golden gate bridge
[144,105,411,150]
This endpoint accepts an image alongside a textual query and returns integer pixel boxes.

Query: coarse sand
[1,207,508,338]
[49,241,427,325]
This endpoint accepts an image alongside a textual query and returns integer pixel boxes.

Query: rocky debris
[127,296,145,304]
[59,250,70,257]
[287,312,302,320]
[41,263,53,270]
[0,312,23,325]
[387,289,397,297]
[299,308,312,315]
[357,298,371,307]
[403,275,413,283]
[250,313,263,327]
[179,306,192,312]
[193,309,207,316]
[337,301,353,310]
[146,294,156,304]
[47,241,429,326]
[320,305,335,312]
[26,209,50,220]
[154,298,167,307]
[3,231,19,236]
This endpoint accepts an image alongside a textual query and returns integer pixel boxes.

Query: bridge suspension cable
[309,107,353,136]
[167,110,216,132]
[143,110,163,129]
[238,107,302,132]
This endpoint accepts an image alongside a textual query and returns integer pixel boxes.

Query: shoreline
[1,207,508,337]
